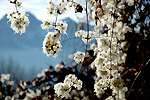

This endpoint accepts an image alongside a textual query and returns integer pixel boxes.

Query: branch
[77,0,89,77]
[127,58,150,97]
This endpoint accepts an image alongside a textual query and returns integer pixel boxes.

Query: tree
[0,0,150,100]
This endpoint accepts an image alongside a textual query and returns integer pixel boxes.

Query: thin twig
[127,59,150,97]
[77,0,89,77]
[61,35,119,43]
[62,0,90,91]
[108,4,116,87]
[61,37,76,43]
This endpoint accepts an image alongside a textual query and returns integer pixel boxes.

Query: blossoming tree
[0,0,150,100]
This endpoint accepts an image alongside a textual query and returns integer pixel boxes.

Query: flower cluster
[54,74,82,98]
[74,51,85,64]
[0,62,95,100]
[47,1,55,15]
[55,21,68,34]
[41,0,85,57]
[7,0,29,34]
[126,0,134,6]
[47,0,84,15]
[41,0,70,57]
[43,30,62,57]
[55,63,64,72]
[0,74,10,82]
[88,0,132,99]
[57,2,67,14]
[54,82,71,98]
[8,0,22,8]
[2,0,149,99]
[47,0,69,15]
[75,30,96,44]
[37,68,48,79]
[41,20,53,30]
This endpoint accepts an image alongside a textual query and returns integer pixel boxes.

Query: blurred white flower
[8,0,22,8]
[55,64,64,72]
[68,54,73,59]
[54,83,71,98]
[41,20,53,30]
[90,43,96,50]
[75,30,85,38]
[126,0,134,6]
[73,79,82,90]
[96,68,110,78]
[37,68,48,78]
[47,1,55,15]
[64,74,82,90]
[54,74,83,98]
[111,70,120,78]
[5,96,11,100]
[55,21,68,34]
[43,32,62,57]
[74,51,85,64]
[82,96,89,100]
[7,11,29,34]
[105,96,114,100]
[75,30,95,44]
[6,81,14,86]
[57,2,67,14]
[0,74,10,82]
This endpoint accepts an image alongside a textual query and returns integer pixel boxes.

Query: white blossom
[82,96,89,100]
[5,96,11,100]
[41,20,53,30]
[74,51,85,64]
[126,0,134,6]
[90,43,96,50]
[75,30,95,44]
[6,81,14,86]
[7,10,17,21]
[54,74,83,98]
[37,68,48,78]
[91,0,131,99]
[81,31,95,44]
[105,96,114,100]
[55,21,68,34]
[19,81,27,89]
[68,54,73,59]
[55,64,64,72]
[73,79,82,90]
[80,91,85,97]
[110,70,120,78]
[47,1,55,15]
[0,74,10,82]
[96,68,110,78]
[75,30,85,38]
[57,2,67,14]
[54,83,71,98]
[94,78,109,97]
[8,0,22,8]
[64,74,77,87]
[64,74,83,90]
[7,12,29,34]
[7,0,29,34]
[43,31,62,57]
[25,89,41,98]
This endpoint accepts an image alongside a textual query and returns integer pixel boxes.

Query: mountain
[0,12,94,80]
